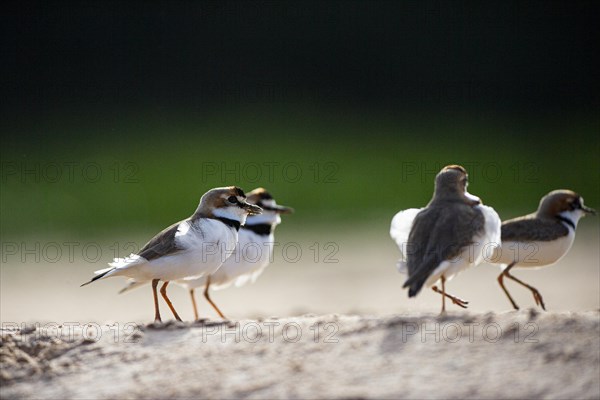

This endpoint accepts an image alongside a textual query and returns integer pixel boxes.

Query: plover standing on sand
[494,190,595,310]
[81,186,262,322]
[177,188,293,320]
[390,165,501,312]
[119,188,294,320]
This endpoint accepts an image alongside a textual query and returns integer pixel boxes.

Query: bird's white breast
[143,218,238,281]
[495,229,575,269]
[180,229,275,290]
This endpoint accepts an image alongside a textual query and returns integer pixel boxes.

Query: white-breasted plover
[494,189,595,310]
[81,186,262,322]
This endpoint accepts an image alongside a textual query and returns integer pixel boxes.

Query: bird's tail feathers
[403,272,428,298]
[80,267,115,287]
[402,259,436,297]
[118,279,146,294]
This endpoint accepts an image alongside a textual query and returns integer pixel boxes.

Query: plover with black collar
[81,186,262,322]
[390,165,501,312]
[177,187,293,320]
[118,188,294,320]
[494,189,595,310]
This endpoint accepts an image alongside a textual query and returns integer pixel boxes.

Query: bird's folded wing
[137,220,186,262]
[501,216,568,242]
[403,205,485,292]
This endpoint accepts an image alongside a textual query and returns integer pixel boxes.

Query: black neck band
[556,215,575,230]
[242,223,273,236]
[215,217,241,231]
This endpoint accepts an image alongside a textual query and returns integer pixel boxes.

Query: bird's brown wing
[403,203,485,296]
[137,220,186,261]
[501,216,569,242]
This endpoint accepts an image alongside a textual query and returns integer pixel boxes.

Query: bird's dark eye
[227,196,237,204]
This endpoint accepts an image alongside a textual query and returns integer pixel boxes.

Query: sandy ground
[1,225,598,322]
[1,310,599,399]
[1,224,598,398]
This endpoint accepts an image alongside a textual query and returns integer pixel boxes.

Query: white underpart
[119,208,284,294]
[389,208,422,274]
[178,229,276,290]
[464,191,481,203]
[390,203,501,287]
[213,205,248,226]
[178,208,282,290]
[93,218,238,283]
[494,209,584,270]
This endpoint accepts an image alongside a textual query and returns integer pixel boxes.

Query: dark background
[1,1,599,235]
[3,1,599,117]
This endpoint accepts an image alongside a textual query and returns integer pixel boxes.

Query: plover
[177,188,293,320]
[118,188,294,320]
[81,186,262,322]
[494,190,595,310]
[390,165,501,312]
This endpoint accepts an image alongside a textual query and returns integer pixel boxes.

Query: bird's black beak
[259,203,295,214]
[272,204,295,214]
[581,204,596,215]
[239,200,262,215]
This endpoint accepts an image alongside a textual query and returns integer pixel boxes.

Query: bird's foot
[532,290,546,311]
[450,296,469,308]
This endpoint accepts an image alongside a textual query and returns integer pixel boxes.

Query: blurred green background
[2,107,598,238]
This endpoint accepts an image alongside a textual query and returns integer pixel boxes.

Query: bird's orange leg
[204,276,226,319]
[432,278,469,310]
[152,279,162,322]
[503,263,546,310]
[160,281,182,321]
[190,288,199,321]
[497,262,520,310]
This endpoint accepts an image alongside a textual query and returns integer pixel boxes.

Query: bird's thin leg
[204,276,227,319]
[431,286,469,308]
[441,276,446,313]
[160,281,182,321]
[497,262,520,310]
[504,264,546,310]
[152,279,162,322]
[190,289,199,321]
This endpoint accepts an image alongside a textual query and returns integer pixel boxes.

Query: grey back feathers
[403,165,484,297]
[138,221,185,261]
[501,214,569,242]
[403,201,485,296]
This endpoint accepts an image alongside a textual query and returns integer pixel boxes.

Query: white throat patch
[213,207,247,226]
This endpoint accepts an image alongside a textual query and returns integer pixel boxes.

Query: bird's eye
[227,196,237,204]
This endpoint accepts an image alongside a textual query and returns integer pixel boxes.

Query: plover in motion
[390,165,501,312]
[494,190,595,310]
[178,188,293,320]
[81,186,262,322]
